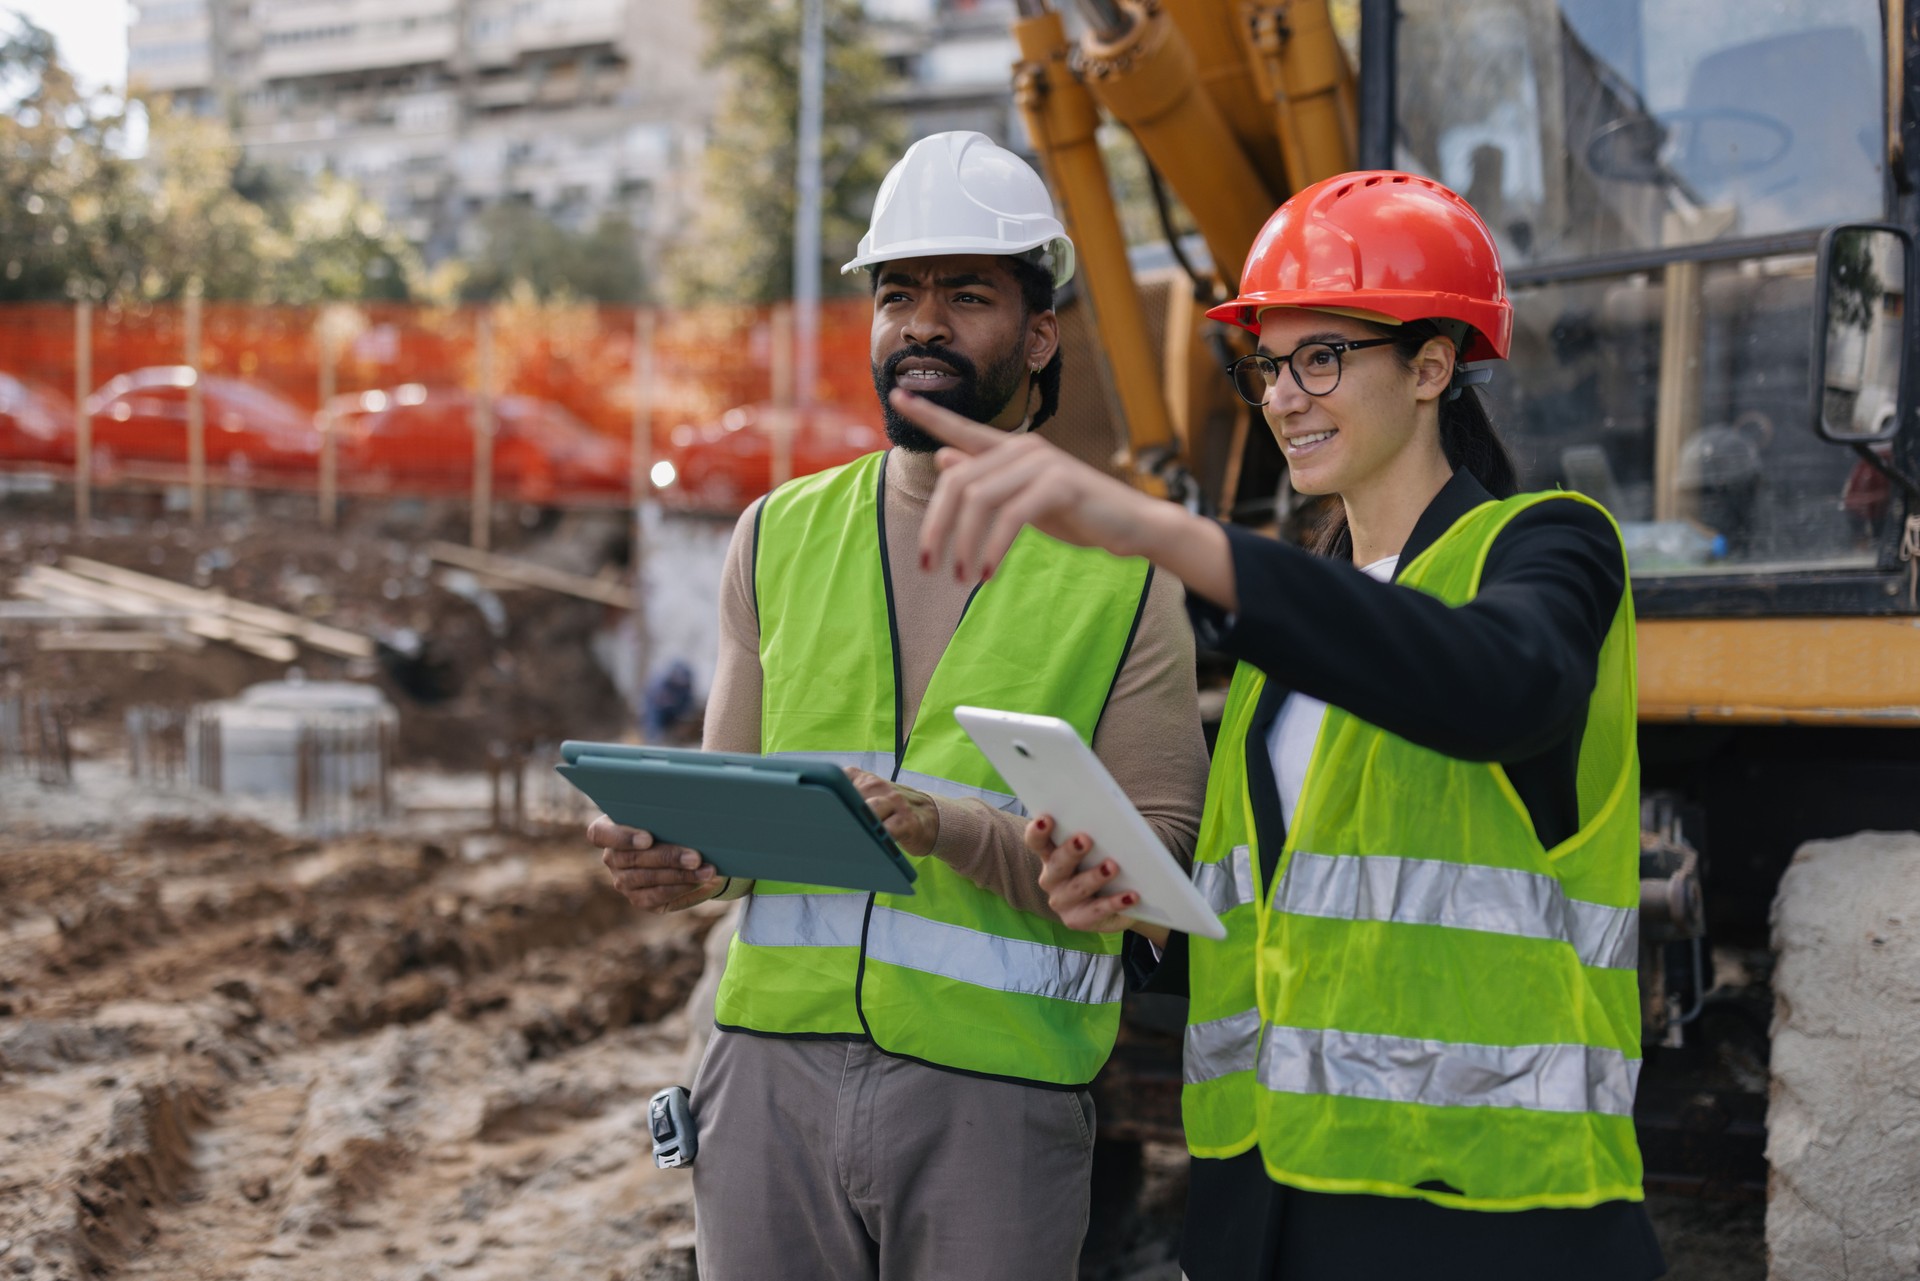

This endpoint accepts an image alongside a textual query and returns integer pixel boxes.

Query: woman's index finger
[887,388,1003,454]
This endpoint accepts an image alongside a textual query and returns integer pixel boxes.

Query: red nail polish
[981,564,994,581]
[920,552,930,571]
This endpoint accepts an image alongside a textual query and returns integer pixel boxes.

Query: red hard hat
[1207,170,1513,362]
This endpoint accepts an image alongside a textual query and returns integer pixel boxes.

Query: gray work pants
[689,1028,1096,1281]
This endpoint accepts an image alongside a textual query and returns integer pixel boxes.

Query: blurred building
[126,0,717,261]
[865,0,1024,146]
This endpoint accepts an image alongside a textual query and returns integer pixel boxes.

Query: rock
[370,973,449,1027]
[1768,830,1920,1279]
[638,1229,696,1281]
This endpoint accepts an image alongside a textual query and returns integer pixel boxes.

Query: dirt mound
[0,828,715,1280]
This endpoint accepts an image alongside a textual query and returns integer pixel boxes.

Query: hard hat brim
[841,235,1075,289]
[1206,288,1512,363]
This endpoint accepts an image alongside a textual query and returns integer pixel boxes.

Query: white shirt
[1266,554,1399,828]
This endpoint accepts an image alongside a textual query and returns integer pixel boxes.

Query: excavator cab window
[1393,0,1893,576]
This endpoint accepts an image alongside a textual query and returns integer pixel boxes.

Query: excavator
[1004,0,1920,1251]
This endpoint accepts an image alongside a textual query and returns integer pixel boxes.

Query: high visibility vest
[1183,492,1644,1210]
[713,450,1154,1087]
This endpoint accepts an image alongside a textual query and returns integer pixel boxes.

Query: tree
[457,204,646,304]
[0,16,422,304]
[0,18,147,301]
[663,0,901,306]
[276,171,419,304]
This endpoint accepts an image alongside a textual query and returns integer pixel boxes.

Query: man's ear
[1027,309,1060,371]
[1409,336,1456,404]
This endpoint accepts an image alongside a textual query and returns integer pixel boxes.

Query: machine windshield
[1394,0,1886,265]
[1395,0,1893,577]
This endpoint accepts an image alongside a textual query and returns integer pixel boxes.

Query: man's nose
[901,298,952,347]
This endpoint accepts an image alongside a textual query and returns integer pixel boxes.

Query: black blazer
[1149,470,1666,1281]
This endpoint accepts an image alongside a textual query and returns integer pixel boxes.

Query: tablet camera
[1013,741,1031,758]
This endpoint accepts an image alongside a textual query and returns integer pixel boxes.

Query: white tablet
[954,706,1226,940]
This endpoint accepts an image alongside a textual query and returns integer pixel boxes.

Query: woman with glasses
[889,171,1665,1281]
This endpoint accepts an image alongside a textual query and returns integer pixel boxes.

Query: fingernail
[1123,894,1138,907]
[629,832,651,849]
[1104,861,1117,875]
[1035,817,1050,832]
[680,851,701,868]
[696,866,714,880]
[980,564,993,581]
[954,564,966,582]
[920,551,930,571]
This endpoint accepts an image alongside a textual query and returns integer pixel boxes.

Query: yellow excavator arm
[1011,0,1357,494]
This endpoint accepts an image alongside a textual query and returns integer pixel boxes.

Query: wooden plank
[17,567,188,616]
[0,600,167,623]
[38,631,204,653]
[58,556,376,658]
[427,541,634,608]
[20,566,295,662]
[184,617,298,662]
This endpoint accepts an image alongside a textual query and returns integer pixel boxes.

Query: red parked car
[0,373,76,465]
[330,384,629,503]
[656,401,887,513]
[83,367,322,476]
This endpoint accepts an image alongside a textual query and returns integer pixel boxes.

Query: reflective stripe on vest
[1256,1024,1640,1118]
[1185,1007,1262,1085]
[869,909,1123,1004]
[741,895,1124,1004]
[1193,843,1256,916]
[740,892,864,949]
[1272,851,1638,971]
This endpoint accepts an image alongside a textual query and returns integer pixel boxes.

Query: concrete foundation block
[1768,830,1920,1280]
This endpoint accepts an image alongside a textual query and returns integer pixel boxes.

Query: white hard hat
[841,131,1075,288]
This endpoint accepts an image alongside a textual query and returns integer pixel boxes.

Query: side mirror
[1811,223,1911,445]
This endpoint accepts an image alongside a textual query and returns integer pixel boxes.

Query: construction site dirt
[0,817,716,1279]
[1,495,638,772]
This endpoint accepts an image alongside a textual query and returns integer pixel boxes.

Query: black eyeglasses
[1226,338,1398,405]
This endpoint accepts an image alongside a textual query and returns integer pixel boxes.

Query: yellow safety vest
[713,450,1154,1087]
[1184,491,1644,1209]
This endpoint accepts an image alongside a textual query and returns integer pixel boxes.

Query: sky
[6,0,132,96]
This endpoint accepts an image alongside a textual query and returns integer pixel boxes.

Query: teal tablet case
[557,741,917,895]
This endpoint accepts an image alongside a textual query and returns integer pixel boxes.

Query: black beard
[872,341,1029,453]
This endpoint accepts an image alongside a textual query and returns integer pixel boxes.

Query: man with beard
[589,132,1205,1280]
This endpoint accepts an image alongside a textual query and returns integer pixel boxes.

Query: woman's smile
[1282,427,1339,457]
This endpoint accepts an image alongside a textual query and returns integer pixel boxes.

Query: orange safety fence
[0,298,886,512]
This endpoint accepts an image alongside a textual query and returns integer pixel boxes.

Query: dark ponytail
[1308,318,1517,559]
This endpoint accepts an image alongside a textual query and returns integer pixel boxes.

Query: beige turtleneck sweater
[701,446,1208,918]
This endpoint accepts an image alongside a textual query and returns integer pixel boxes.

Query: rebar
[0,694,74,786]
[127,705,189,785]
